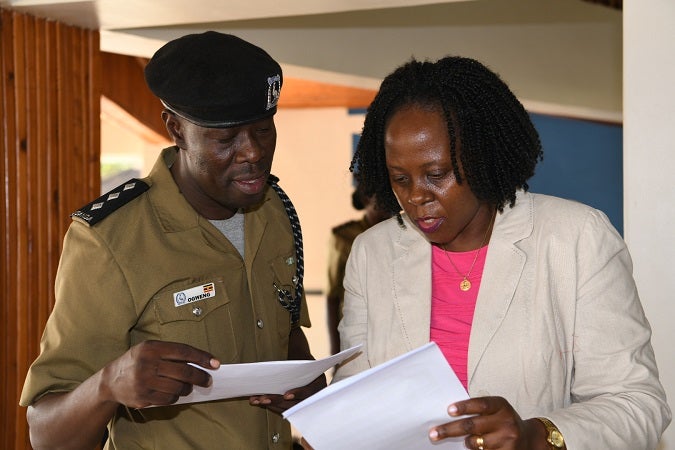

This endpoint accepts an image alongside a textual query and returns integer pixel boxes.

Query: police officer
[21,31,325,449]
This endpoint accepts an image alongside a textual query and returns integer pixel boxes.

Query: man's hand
[100,340,220,408]
[247,326,327,413]
[249,373,327,414]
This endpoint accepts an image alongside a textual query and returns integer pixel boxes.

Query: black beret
[144,31,282,128]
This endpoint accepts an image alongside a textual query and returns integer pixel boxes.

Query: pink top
[430,244,488,389]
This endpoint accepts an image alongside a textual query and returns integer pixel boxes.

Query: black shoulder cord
[267,175,303,326]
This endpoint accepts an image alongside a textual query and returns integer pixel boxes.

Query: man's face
[169,114,277,219]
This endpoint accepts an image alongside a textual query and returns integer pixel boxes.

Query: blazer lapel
[467,192,533,383]
[391,216,433,351]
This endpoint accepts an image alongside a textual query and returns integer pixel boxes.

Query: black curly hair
[350,56,543,223]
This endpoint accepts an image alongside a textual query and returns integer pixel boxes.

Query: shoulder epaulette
[71,178,149,226]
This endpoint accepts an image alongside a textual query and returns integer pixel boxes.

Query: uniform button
[272,433,280,443]
[192,307,202,317]
[286,257,294,265]
[256,319,264,329]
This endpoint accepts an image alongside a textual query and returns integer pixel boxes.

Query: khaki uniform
[326,218,369,322]
[21,147,310,449]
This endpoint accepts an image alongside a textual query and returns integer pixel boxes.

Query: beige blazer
[335,191,670,449]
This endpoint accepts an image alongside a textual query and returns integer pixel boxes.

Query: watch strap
[535,417,565,449]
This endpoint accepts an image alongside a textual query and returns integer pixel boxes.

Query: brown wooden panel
[1,9,18,450]
[45,19,60,315]
[30,23,50,449]
[1,7,101,449]
[89,32,102,196]
[19,14,37,449]
[12,11,28,450]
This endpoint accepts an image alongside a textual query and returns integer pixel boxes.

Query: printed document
[166,345,362,406]
[283,342,470,450]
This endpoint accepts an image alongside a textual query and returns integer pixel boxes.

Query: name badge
[173,282,215,307]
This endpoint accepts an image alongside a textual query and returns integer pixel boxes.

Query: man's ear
[162,110,186,147]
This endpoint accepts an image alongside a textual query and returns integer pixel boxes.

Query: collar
[145,147,202,233]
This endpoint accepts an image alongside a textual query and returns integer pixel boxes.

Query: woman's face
[384,103,493,251]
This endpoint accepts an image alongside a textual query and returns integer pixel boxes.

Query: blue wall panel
[528,114,623,235]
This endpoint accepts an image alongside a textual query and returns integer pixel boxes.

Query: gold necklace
[444,210,496,292]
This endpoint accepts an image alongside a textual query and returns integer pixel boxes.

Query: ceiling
[0,0,623,121]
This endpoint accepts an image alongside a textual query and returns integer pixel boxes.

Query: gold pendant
[460,278,471,291]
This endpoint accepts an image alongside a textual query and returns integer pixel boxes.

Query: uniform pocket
[152,276,238,363]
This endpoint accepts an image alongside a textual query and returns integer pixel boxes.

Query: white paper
[167,345,362,406]
[283,342,470,450]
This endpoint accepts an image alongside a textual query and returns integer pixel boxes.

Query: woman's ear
[162,110,185,148]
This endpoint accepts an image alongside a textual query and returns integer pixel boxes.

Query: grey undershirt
[209,210,245,258]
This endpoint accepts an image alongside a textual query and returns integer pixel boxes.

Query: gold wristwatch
[536,417,565,449]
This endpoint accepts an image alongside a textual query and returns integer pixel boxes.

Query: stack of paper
[283,342,470,450]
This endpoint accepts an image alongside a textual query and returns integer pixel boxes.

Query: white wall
[624,1,675,448]
[272,108,366,360]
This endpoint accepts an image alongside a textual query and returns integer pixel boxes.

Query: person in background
[20,31,325,449]
[333,56,671,449]
[326,184,391,355]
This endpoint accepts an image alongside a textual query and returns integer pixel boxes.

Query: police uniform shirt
[20,146,310,449]
[326,217,370,321]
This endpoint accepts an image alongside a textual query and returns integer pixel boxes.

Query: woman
[332,57,670,449]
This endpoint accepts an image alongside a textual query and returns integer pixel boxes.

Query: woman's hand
[428,396,548,450]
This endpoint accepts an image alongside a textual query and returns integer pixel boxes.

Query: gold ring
[476,435,485,450]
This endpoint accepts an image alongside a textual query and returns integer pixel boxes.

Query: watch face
[550,430,565,447]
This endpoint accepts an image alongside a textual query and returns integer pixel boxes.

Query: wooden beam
[279,77,376,109]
